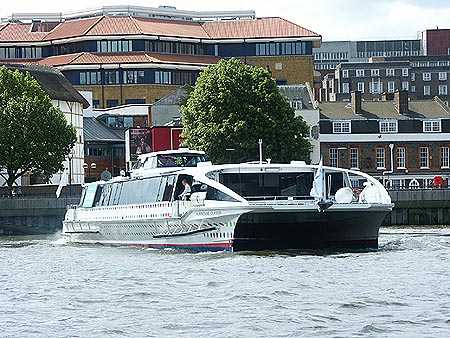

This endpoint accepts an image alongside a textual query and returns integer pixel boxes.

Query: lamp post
[90,162,97,182]
[83,163,88,183]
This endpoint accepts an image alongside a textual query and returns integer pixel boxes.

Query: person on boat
[179,179,191,200]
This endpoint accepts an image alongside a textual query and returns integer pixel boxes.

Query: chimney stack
[395,90,409,114]
[351,91,362,113]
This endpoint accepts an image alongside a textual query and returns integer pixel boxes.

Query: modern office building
[314,40,422,71]
[419,28,450,56]
[0,5,321,108]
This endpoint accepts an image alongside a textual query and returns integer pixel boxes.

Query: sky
[1,0,450,41]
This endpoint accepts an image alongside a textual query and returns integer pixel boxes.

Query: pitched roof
[153,85,189,106]
[1,63,90,108]
[202,17,320,39]
[319,98,450,120]
[83,117,125,142]
[0,23,47,42]
[0,16,319,42]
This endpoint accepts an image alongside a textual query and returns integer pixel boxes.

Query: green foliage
[181,58,311,164]
[0,66,76,192]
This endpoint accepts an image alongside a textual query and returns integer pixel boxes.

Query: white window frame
[423,85,431,96]
[350,148,359,169]
[379,120,398,133]
[342,70,349,78]
[397,147,406,169]
[357,82,364,93]
[329,148,338,167]
[376,148,386,170]
[419,147,429,169]
[387,81,395,93]
[438,85,448,95]
[439,72,447,81]
[356,69,364,77]
[411,72,415,81]
[402,68,409,77]
[332,121,351,134]
[401,81,409,91]
[423,72,431,81]
[423,120,441,133]
[386,68,395,77]
[342,82,350,94]
[441,147,450,168]
[371,69,379,77]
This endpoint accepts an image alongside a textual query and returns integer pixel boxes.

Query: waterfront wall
[1,187,450,235]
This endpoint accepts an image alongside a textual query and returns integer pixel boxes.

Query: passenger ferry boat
[63,149,393,252]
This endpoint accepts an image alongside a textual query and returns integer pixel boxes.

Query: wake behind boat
[63,149,393,252]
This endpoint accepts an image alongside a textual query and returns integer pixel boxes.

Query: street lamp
[68,152,73,196]
[90,162,97,182]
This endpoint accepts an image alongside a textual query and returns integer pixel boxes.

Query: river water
[1,228,449,338]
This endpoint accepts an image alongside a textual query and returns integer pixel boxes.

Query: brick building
[419,28,450,56]
[0,5,321,108]
[319,91,450,188]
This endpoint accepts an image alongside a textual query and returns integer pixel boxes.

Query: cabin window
[219,173,314,198]
[82,184,99,208]
[206,186,238,202]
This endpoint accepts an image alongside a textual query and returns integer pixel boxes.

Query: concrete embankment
[1,187,450,235]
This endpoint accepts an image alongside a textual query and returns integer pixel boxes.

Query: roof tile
[133,17,208,39]
[86,16,142,36]
[44,17,102,40]
[0,23,47,42]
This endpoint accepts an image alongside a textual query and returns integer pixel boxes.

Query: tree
[0,66,76,195]
[181,58,311,164]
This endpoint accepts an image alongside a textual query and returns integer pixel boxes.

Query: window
[401,81,409,91]
[289,100,303,110]
[123,70,145,84]
[370,80,382,94]
[379,120,398,133]
[424,86,431,96]
[397,147,406,169]
[350,148,359,169]
[104,71,119,84]
[386,68,395,77]
[79,71,102,85]
[106,99,119,108]
[356,69,364,77]
[342,70,349,78]
[411,85,416,93]
[371,69,379,77]
[439,72,447,81]
[441,147,450,168]
[155,71,172,84]
[419,147,429,169]
[423,120,441,132]
[388,81,395,93]
[342,83,349,94]
[329,148,338,167]
[97,40,133,53]
[402,68,409,77]
[423,72,431,81]
[92,99,100,109]
[332,121,351,133]
[376,148,385,169]
[439,85,448,95]
[173,71,195,85]
[411,72,415,81]
[357,82,364,93]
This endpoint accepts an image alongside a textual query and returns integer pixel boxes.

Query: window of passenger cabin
[155,71,172,84]
[423,120,441,132]
[397,147,406,169]
[356,69,364,77]
[423,72,431,81]
[350,148,359,169]
[439,72,447,81]
[441,147,450,168]
[419,147,429,169]
[379,120,398,133]
[332,121,351,133]
[289,100,303,110]
[386,68,395,77]
[376,148,385,169]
